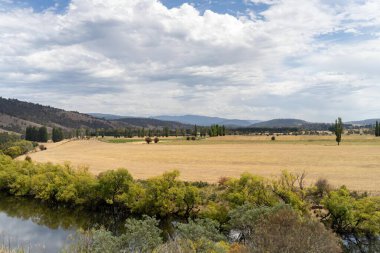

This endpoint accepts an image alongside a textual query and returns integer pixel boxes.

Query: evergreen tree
[25,126,32,141]
[376,121,379,137]
[38,126,48,142]
[334,117,343,146]
[52,128,64,143]
[194,125,198,137]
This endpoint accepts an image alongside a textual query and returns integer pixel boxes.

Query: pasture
[21,135,380,193]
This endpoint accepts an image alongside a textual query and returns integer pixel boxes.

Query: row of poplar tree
[25,126,64,143]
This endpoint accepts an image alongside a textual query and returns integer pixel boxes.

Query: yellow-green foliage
[322,186,380,236]
[1,140,34,158]
[0,155,201,217]
[223,173,279,207]
[136,170,201,217]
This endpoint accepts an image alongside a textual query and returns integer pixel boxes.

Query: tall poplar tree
[334,117,343,146]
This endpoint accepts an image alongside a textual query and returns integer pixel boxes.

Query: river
[0,193,128,253]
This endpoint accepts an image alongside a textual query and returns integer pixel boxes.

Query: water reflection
[0,193,128,253]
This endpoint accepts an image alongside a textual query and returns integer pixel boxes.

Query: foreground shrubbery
[0,154,379,252]
[64,206,341,253]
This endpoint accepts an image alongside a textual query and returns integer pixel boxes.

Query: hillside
[88,113,128,120]
[347,119,380,126]
[0,97,196,133]
[249,119,333,130]
[0,97,115,133]
[154,115,260,127]
[250,119,309,128]
[115,117,191,129]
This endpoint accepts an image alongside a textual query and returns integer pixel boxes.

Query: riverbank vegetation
[0,154,380,252]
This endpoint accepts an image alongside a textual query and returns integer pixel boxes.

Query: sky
[0,0,380,122]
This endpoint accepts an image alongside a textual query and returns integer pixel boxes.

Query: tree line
[25,126,64,143]
[73,125,227,139]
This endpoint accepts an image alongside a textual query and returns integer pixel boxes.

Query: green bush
[3,146,23,158]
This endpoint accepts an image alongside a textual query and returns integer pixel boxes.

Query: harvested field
[20,135,380,193]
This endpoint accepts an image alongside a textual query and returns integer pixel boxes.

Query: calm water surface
[0,193,128,253]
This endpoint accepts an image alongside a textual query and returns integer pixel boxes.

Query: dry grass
[19,135,380,193]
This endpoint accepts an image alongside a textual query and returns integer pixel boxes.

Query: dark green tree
[25,126,39,141]
[334,117,343,146]
[38,126,48,142]
[376,121,380,137]
[52,128,64,142]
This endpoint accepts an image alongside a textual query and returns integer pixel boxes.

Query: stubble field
[20,135,380,193]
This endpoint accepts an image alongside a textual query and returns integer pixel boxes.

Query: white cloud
[0,0,379,121]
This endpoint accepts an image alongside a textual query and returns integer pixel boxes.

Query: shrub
[271,136,276,141]
[3,146,22,158]
[191,136,196,141]
[97,169,134,205]
[118,216,163,252]
[223,173,279,207]
[39,144,47,151]
[154,137,159,143]
[236,205,341,253]
[176,218,226,242]
[136,170,201,217]
[186,137,191,141]
[315,178,331,198]
[145,137,152,144]
[25,155,32,162]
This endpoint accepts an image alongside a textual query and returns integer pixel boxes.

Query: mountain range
[1,97,378,134]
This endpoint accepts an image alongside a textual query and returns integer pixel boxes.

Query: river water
[1,193,379,253]
[0,193,128,253]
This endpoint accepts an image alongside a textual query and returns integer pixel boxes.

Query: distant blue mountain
[153,115,260,127]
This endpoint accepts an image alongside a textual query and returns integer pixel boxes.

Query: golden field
[20,135,380,193]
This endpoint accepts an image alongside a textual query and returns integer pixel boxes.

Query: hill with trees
[0,97,115,133]
[0,98,191,134]
[249,118,334,130]
[347,119,380,126]
[154,115,260,127]
[114,117,191,129]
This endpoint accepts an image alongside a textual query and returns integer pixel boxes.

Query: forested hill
[115,117,192,129]
[249,119,333,130]
[0,97,192,133]
[0,97,115,133]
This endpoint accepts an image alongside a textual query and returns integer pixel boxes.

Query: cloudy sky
[0,0,379,121]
